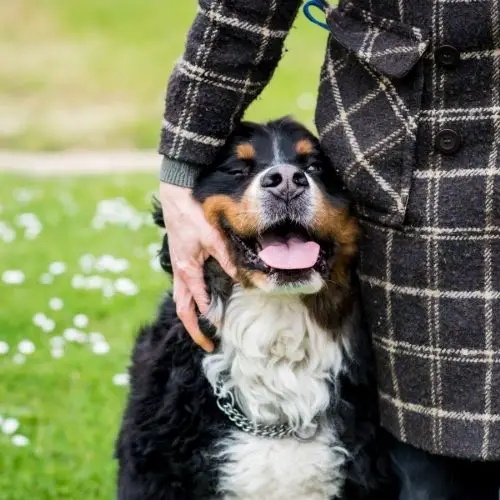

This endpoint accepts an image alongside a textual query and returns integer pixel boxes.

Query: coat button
[435,129,461,155]
[435,45,460,68]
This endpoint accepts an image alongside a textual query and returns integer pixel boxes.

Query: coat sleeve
[159,0,303,174]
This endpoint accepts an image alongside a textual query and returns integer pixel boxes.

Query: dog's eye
[228,165,249,176]
[306,163,322,174]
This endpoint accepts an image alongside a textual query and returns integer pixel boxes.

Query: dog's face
[193,118,358,294]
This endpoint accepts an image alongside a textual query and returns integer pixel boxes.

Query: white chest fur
[216,428,346,500]
[203,287,347,500]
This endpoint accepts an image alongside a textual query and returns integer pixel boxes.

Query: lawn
[0,0,328,151]
[0,2,332,497]
[0,173,167,500]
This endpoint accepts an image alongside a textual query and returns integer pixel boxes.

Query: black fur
[116,119,398,499]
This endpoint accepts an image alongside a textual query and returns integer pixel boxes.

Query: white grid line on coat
[361,221,500,240]
[374,338,500,365]
[319,88,381,141]
[163,120,225,147]
[346,128,407,178]
[481,0,500,459]
[422,106,500,115]
[228,0,279,131]
[435,20,446,453]
[373,335,500,359]
[427,0,440,451]
[197,6,289,38]
[177,58,264,90]
[385,231,406,439]
[420,114,500,123]
[379,392,500,423]
[414,167,500,179]
[176,65,260,94]
[325,57,404,210]
[361,61,418,138]
[359,274,500,300]
[169,0,224,157]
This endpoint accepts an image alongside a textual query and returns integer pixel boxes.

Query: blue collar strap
[303,0,330,31]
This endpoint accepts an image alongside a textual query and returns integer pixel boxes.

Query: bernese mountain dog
[116,117,397,499]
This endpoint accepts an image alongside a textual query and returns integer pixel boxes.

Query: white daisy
[92,341,110,355]
[2,418,19,435]
[0,341,9,355]
[63,328,81,342]
[11,434,30,447]
[114,278,138,296]
[49,262,66,275]
[2,270,25,285]
[112,373,130,386]
[18,340,35,355]
[73,314,89,329]
[48,297,64,311]
[33,312,47,326]
[0,221,16,243]
[51,347,64,359]
[40,319,55,333]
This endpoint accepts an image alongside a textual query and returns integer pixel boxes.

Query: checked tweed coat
[160,0,500,460]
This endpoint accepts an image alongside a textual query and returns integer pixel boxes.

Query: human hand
[159,182,236,352]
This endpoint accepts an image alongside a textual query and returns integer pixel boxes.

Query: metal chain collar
[213,377,319,440]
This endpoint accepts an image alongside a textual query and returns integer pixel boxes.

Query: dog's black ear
[159,233,173,275]
[151,197,172,274]
[152,197,165,228]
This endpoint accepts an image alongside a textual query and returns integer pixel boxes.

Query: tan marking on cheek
[295,139,314,155]
[312,194,359,287]
[239,270,267,290]
[236,143,256,160]
[201,193,260,238]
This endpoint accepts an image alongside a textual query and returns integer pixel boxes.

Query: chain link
[214,378,318,440]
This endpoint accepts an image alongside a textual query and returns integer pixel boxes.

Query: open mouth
[227,221,334,277]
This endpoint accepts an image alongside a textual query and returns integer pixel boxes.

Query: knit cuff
[160,157,199,188]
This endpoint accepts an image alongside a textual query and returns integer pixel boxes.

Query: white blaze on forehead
[271,131,285,166]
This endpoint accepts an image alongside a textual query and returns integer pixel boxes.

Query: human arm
[160,0,302,350]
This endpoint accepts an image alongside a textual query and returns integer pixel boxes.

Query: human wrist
[160,157,199,188]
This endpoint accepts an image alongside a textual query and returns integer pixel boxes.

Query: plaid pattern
[159,0,302,166]
[315,0,500,459]
[162,0,500,459]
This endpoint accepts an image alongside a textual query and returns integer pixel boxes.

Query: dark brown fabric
[161,0,500,460]
[316,0,500,460]
[159,0,302,166]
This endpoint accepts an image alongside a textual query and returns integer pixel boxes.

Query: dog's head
[191,117,358,294]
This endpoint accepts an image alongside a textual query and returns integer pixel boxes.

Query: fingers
[204,229,237,279]
[174,277,214,353]
[175,258,210,315]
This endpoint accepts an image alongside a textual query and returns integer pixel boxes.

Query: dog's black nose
[260,165,309,201]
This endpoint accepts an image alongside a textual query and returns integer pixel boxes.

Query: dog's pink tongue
[258,237,320,270]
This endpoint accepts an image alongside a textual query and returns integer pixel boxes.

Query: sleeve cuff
[160,157,200,188]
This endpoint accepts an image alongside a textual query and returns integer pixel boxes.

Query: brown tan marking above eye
[236,143,256,161]
[295,139,314,156]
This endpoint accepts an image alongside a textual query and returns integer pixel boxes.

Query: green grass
[0,173,166,499]
[0,1,328,151]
